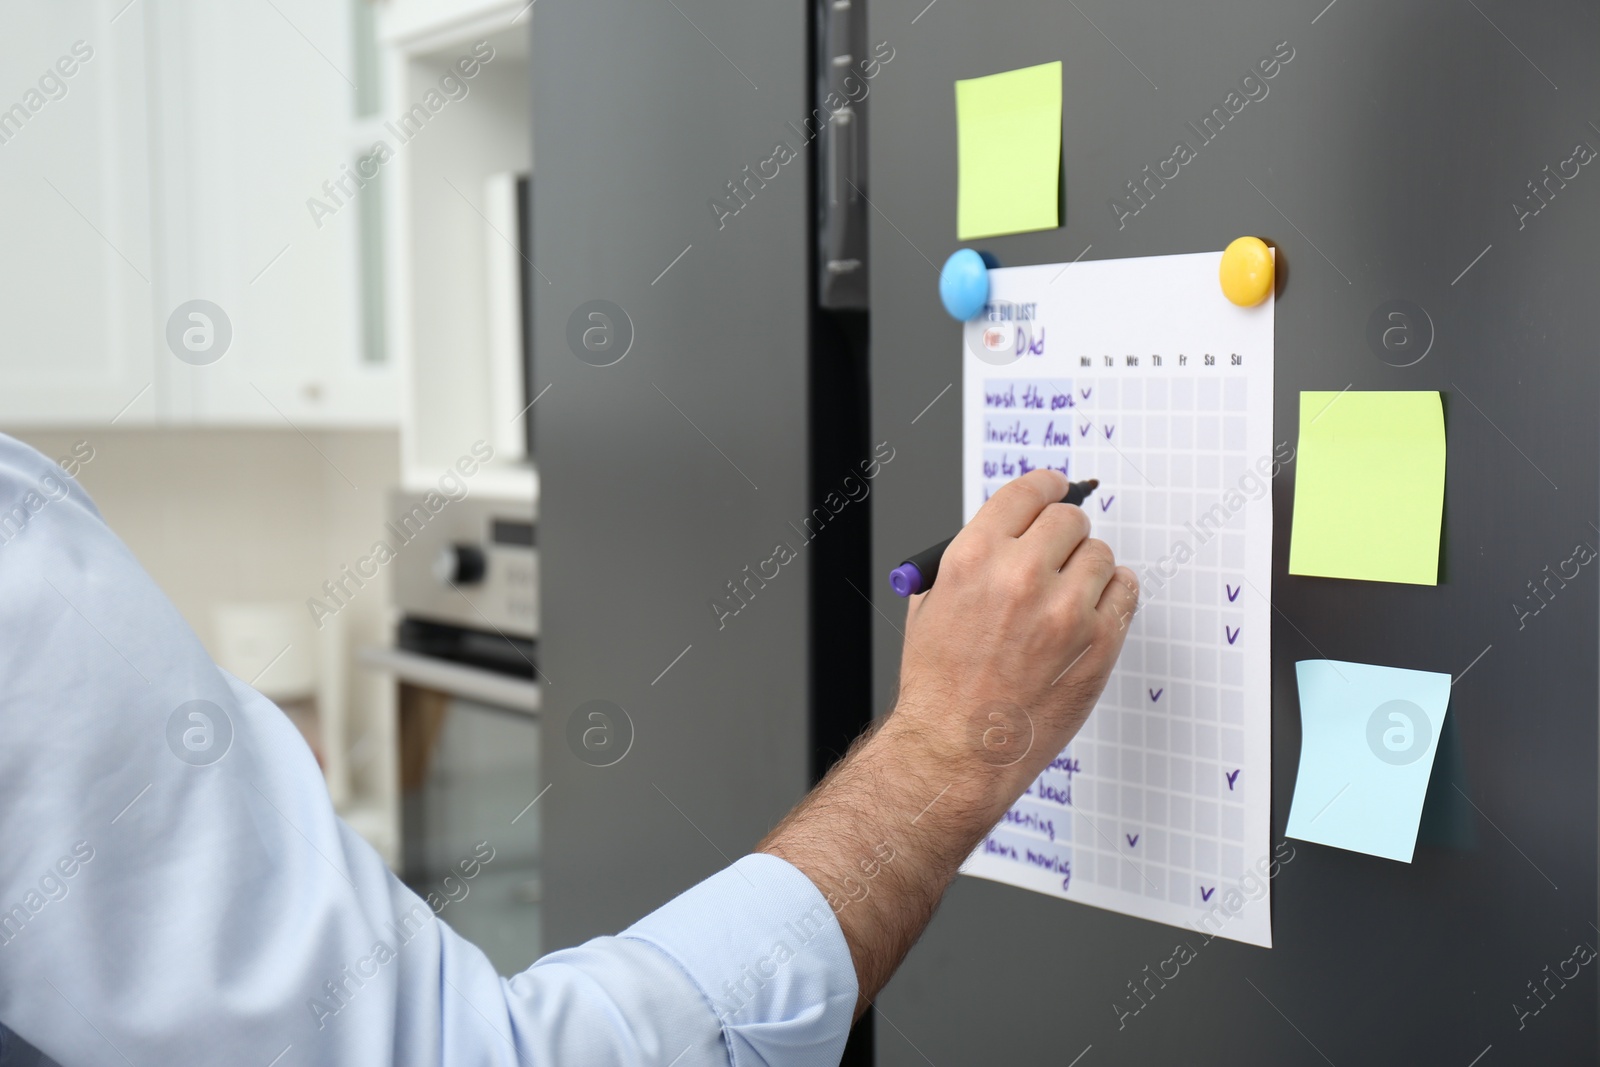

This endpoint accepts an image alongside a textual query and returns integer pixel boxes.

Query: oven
[371,489,542,974]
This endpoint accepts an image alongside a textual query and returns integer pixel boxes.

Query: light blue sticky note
[1285,659,1452,863]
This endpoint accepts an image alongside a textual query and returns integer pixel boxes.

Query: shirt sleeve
[0,434,857,1067]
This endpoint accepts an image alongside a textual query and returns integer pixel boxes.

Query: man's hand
[760,469,1138,1018]
[895,468,1140,798]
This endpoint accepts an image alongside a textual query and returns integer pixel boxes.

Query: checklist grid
[960,253,1274,948]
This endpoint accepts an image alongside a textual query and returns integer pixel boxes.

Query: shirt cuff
[621,854,858,1067]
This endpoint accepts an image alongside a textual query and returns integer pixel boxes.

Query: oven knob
[433,543,487,585]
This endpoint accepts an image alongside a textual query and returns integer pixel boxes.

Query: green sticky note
[1289,391,1446,585]
[955,61,1062,240]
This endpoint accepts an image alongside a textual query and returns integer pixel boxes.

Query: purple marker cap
[889,562,924,597]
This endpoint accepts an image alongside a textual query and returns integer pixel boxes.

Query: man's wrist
[868,704,1033,841]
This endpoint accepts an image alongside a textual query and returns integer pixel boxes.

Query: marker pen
[888,479,1099,597]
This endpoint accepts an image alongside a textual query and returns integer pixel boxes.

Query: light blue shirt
[0,435,856,1066]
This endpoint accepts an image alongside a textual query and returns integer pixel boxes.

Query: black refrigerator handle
[816,0,868,310]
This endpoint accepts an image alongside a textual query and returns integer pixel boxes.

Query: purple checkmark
[1099,496,1115,512]
[1226,769,1240,791]
[1102,425,1115,440]
[1225,626,1240,645]
[1226,584,1240,602]
[1149,688,1163,702]
[1078,423,1091,437]
[1200,886,1215,902]
[1079,387,1092,400]
[1125,834,1140,848]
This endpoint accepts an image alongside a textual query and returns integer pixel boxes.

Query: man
[0,435,1135,1065]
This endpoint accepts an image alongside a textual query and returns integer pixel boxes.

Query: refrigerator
[531,0,876,1058]
[534,1,1600,1063]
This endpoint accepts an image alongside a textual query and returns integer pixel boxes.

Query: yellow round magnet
[1219,236,1274,307]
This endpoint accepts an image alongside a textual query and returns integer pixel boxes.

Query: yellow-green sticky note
[1289,391,1446,585]
[955,61,1062,240]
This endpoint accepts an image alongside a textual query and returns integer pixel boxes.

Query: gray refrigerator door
[868,1,1598,1064]
[531,2,815,949]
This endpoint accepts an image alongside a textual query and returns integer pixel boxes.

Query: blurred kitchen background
[0,0,541,974]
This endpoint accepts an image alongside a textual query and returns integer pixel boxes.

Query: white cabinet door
[151,0,398,428]
[0,2,158,426]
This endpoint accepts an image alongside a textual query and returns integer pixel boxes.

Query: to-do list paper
[959,251,1276,947]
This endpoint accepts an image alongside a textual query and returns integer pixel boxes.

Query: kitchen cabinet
[0,0,398,429]
[151,0,397,427]
[0,4,158,424]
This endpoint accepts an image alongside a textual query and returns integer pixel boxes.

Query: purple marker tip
[889,562,924,597]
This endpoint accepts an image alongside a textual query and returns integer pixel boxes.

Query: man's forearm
[758,710,1026,1019]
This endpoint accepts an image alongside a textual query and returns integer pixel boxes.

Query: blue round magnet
[939,248,991,322]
